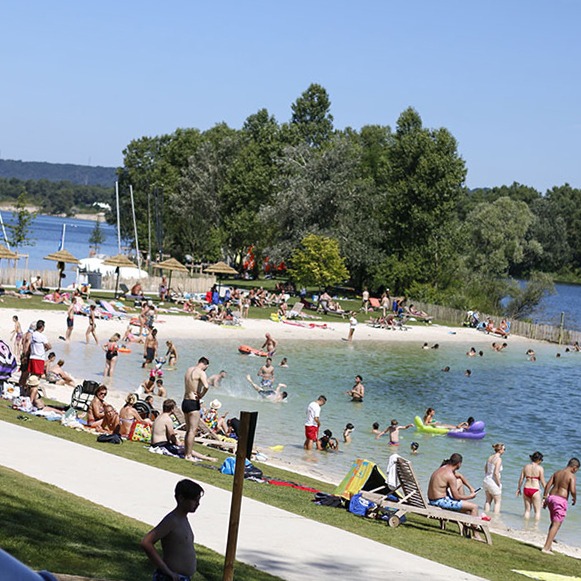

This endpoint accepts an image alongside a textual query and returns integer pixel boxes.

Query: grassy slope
[0,405,578,581]
[0,466,280,581]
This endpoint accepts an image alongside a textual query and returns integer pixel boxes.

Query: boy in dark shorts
[141,479,204,581]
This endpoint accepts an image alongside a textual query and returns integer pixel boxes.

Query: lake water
[53,332,581,547]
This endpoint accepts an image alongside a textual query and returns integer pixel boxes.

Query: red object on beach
[238,345,268,357]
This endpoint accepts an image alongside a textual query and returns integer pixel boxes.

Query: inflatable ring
[414,415,450,435]
[118,347,132,353]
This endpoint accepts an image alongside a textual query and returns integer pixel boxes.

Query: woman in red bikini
[516,451,546,521]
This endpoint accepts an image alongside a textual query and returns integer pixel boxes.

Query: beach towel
[0,340,17,381]
[386,453,401,489]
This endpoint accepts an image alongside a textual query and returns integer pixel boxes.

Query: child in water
[343,423,354,443]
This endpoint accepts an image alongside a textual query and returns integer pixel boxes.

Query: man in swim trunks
[542,457,579,554]
[182,357,216,462]
[261,333,278,356]
[258,357,275,388]
[427,453,480,521]
[142,328,158,368]
[245,374,288,402]
[65,297,77,342]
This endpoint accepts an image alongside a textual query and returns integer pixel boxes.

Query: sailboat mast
[115,181,121,254]
[129,184,142,278]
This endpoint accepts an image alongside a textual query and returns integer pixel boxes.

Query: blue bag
[348,493,376,517]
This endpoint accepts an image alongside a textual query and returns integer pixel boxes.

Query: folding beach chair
[287,302,304,319]
[362,455,492,544]
[98,299,127,320]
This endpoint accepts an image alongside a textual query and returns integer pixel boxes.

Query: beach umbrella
[204,261,238,293]
[0,244,17,260]
[103,254,138,298]
[44,249,80,291]
[152,257,188,294]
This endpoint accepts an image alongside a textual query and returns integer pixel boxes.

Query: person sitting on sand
[376,418,413,445]
[47,357,77,387]
[246,374,288,402]
[87,385,119,433]
[118,393,152,438]
[22,375,63,414]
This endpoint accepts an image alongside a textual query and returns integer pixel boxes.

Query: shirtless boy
[258,357,275,388]
[141,479,204,581]
[151,399,181,455]
[376,419,413,445]
[182,357,216,462]
[427,453,481,538]
[542,457,579,554]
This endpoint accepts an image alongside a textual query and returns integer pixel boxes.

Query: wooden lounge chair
[361,455,492,544]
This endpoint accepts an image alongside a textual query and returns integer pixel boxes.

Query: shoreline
[0,204,104,222]
[2,307,580,559]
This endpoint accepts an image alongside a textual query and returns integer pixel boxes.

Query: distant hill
[0,159,117,187]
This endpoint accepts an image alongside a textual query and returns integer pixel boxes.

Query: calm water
[50,332,581,546]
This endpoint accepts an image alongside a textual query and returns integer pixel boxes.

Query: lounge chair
[361,455,492,544]
[368,297,381,311]
[288,302,304,319]
[98,299,127,320]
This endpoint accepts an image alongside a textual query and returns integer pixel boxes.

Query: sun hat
[27,375,40,387]
[209,399,222,410]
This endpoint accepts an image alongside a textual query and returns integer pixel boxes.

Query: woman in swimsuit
[87,385,119,433]
[516,451,546,520]
[11,315,23,359]
[422,407,456,429]
[118,393,151,438]
[483,442,505,514]
[86,304,98,345]
[103,333,121,378]
[165,340,178,367]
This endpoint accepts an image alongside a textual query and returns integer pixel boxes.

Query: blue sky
[1,1,579,191]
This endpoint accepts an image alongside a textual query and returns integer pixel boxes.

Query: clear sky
[1,1,579,191]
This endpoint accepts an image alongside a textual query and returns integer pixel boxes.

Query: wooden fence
[0,268,215,295]
[413,301,581,346]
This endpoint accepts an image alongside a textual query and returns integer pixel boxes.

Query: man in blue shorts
[427,453,480,517]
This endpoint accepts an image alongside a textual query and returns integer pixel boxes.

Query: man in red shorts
[542,457,579,554]
[28,320,51,377]
[303,395,327,450]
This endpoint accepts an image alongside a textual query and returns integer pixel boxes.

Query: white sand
[4,306,581,559]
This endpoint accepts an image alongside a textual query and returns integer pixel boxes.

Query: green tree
[8,192,35,250]
[289,84,334,148]
[380,107,467,290]
[89,219,106,254]
[503,272,555,319]
[288,234,349,293]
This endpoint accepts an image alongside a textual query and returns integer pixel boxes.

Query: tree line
[110,84,581,316]
[0,177,113,215]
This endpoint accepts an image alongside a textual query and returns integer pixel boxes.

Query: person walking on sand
[182,357,217,462]
[542,457,579,554]
[141,479,204,580]
[346,312,358,342]
[64,297,77,342]
[483,443,505,514]
[86,304,98,344]
[517,451,546,521]
[303,395,327,451]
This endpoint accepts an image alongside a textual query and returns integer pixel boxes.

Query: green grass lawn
[1,404,579,581]
[0,465,280,581]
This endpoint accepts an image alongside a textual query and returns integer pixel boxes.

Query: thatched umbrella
[152,257,188,294]
[44,249,80,291]
[0,243,17,260]
[204,261,238,293]
[103,254,138,298]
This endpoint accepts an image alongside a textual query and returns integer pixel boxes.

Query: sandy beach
[2,306,580,560]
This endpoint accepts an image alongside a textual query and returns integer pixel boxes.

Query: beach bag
[348,493,376,517]
[128,421,152,443]
[244,462,263,480]
[220,456,238,475]
[96,433,123,444]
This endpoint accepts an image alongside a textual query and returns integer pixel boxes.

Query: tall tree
[289,84,334,148]
[89,219,106,254]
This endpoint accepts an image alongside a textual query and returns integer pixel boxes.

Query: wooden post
[222,411,257,581]
[558,311,565,345]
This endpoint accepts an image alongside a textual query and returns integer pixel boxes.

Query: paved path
[1,421,485,581]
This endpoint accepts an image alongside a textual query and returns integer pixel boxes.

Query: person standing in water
[542,457,579,555]
[516,451,546,521]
